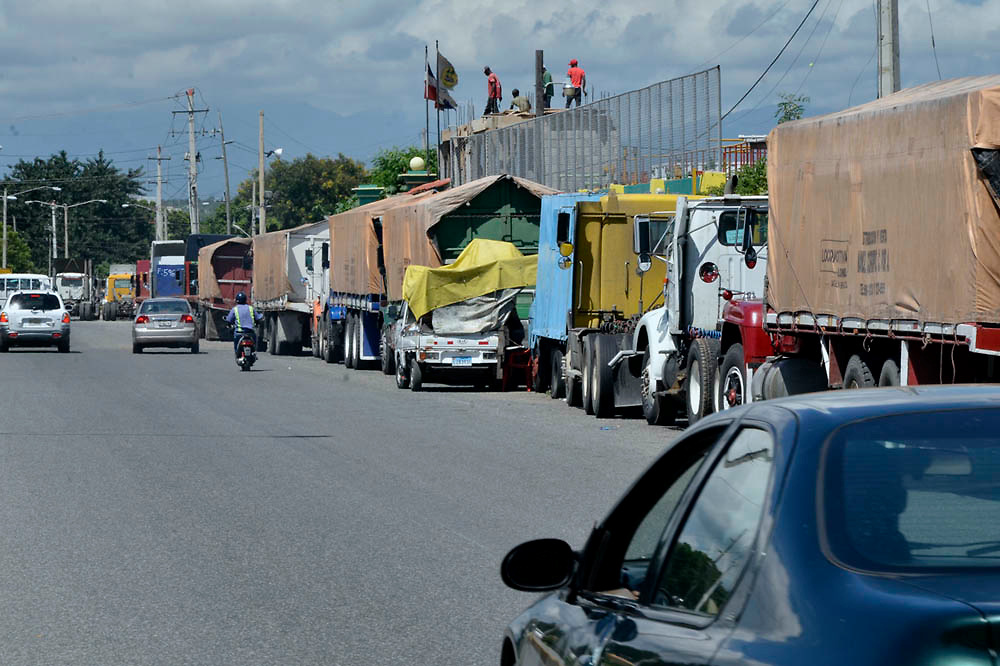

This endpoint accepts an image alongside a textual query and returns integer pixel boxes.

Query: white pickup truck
[390,293,525,391]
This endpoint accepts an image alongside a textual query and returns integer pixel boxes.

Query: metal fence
[440,67,721,191]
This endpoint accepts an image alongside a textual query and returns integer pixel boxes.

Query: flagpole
[435,40,441,177]
[424,45,430,168]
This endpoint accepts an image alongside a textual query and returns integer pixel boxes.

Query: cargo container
[150,240,185,298]
[197,237,252,340]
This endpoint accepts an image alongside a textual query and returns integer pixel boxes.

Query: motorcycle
[235,330,258,371]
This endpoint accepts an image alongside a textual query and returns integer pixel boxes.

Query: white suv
[0,290,71,352]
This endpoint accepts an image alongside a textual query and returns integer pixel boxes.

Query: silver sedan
[132,298,199,353]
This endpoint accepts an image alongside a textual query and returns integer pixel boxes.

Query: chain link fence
[440,67,721,191]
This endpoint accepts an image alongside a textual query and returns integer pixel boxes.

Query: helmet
[236,292,247,305]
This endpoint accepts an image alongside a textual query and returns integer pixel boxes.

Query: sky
[0,0,997,199]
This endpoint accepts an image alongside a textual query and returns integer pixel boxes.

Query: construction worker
[565,58,586,108]
[542,65,553,108]
[483,66,502,115]
[510,89,532,113]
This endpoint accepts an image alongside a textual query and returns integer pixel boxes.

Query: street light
[3,185,62,268]
[26,198,106,272]
[231,222,251,239]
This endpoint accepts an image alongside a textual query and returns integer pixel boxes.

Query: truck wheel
[641,347,673,425]
[719,344,747,411]
[348,316,359,368]
[380,330,395,375]
[879,359,900,387]
[101,302,109,320]
[311,327,320,357]
[409,358,423,391]
[354,313,365,369]
[110,302,119,320]
[268,316,279,355]
[530,348,548,394]
[342,317,353,368]
[685,338,714,425]
[582,336,595,414]
[591,335,616,418]
[843,354,875,389]
[395,353,410,388]
[550,349,566,399]
[323,320,337,364]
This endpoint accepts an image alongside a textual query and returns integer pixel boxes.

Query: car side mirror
[500,538,576,592]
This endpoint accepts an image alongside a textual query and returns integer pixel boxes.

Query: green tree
[369,146,438,195]
[775,92,809,124]
[4,229,36,272]
[703,158,768,196]
[166,208,191,241]
[3,151,149,269]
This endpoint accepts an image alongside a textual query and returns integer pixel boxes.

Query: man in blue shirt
[225,292,263,356]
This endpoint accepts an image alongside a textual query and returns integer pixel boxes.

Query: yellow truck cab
[102,273,136,320]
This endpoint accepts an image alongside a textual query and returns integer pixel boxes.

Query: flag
[436,86,457,110]
[424,63,438,102]
[437,52,458,89]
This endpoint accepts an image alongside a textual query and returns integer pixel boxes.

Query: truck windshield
[824,408,1000,572]
[114,279,132,289]
[60,278,84,287]
[7,293,61,311]
[717,210,768,247]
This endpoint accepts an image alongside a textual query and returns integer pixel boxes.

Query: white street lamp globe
[409,156,425,171]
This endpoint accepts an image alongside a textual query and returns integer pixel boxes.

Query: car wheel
[133,342,142,354]
[843,354,876,389]
[685,338,715,425]
[549,348,566,399]
[395,353,409,389]
[191,340,199,354]
[719,343,747,411]
[582,336,595,415]
[591,335,615,418]
[641,347,673,426]
[0,338,8,352]
[409,358,423,391]
[58,339,70,354]
[878,359,900,387]
[380,329,395,375]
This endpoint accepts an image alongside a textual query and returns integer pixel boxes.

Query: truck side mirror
[305,249,314,271]
[634,214,651,255]
[636,252,652,274]
[322,242,330,269]
[745,245,758,269]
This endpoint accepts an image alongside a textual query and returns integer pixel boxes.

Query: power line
[925,0,943,80]
[721,0,822,121]
[794,0,844,95]
[691,0,793,72]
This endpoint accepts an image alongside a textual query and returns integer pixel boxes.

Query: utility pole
[63,205,69,259]
[535,49,544,118]
[149,146,171,241]
[50,204,57,274]
[172,89,208,234]
[218,111,232,235]
[877,0,900,98]
[258,110,265,235]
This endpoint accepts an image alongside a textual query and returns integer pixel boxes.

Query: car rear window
[823,409,1000,572]
[7,293,61,311]
[140,300,189,314]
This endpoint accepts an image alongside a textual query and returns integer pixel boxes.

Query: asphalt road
[0,318,682,665]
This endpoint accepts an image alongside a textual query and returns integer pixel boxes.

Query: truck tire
[550,349,566,399]
[879,359,900,387]
[323,320,337,364]
[582,336,595,414]
[268,315,279,355]
[641,347,673,426]
[843,354,875,389]
[353,313,365,369]
[110,302,119,320]
[685,338,714,425]
[409,358,423,391]
[591,335,616,418]
[530,348,548,394]
[719,343,747,411]
[395,353,409,388]
[342,316,353,368]
[311,326,320,357]
[101,302,109,321]
[380,329,395,375]
[348,316,359,369]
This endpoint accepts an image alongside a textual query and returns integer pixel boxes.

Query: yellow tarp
[401,239,537,319]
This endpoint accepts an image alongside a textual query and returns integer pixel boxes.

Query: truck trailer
[722,76,1000,402]
[197,237,252,340]
[150,240,186,298]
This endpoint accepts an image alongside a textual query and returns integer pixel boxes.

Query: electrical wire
[925,0,943,80]
[848,2,880,106]
[691,0,792,72]
[793,0,845,95]
[721,0,821,121]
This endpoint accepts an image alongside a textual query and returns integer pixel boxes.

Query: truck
[325,174,554,372]
[251,220,328,355]
[101,271,137,320]
[150,240,186,298]
[53,258,99,320]
[531,190,768,424]
[391,239,535,390]
[719,76,1000,403]
[197,237,252,340]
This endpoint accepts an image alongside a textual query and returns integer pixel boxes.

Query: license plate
[453,356,472,366]
[156,320,173,328]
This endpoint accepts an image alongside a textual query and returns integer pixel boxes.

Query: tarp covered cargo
[198,237,251,306]
[424,289,522,336]
[327,191,437,296]
[766,76,1000,325]
[402,239,537,319]
[381,174,556,299]
[252,219,328,303]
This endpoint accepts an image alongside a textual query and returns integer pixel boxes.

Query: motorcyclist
[225,292,263,357]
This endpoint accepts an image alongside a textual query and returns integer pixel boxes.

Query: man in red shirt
[565,58,586,108]
[483,66,502,115]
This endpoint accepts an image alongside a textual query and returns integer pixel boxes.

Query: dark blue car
[501,386,1000,665]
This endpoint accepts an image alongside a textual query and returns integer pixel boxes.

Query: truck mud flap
[612,337,643,409]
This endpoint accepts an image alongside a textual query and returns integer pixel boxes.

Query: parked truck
[101,270,137,320]
[197,237,252,340]
[391,239,536,390]
[532,190,768,424]
[53,258,99,320]
[326,174,554,372]
[252,220,329,355]
[150,240,186,298]
[719,76,1000,403]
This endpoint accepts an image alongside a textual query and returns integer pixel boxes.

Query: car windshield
[140,300,189,314]
[824,408,1000,572]
[7,293,61,311]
